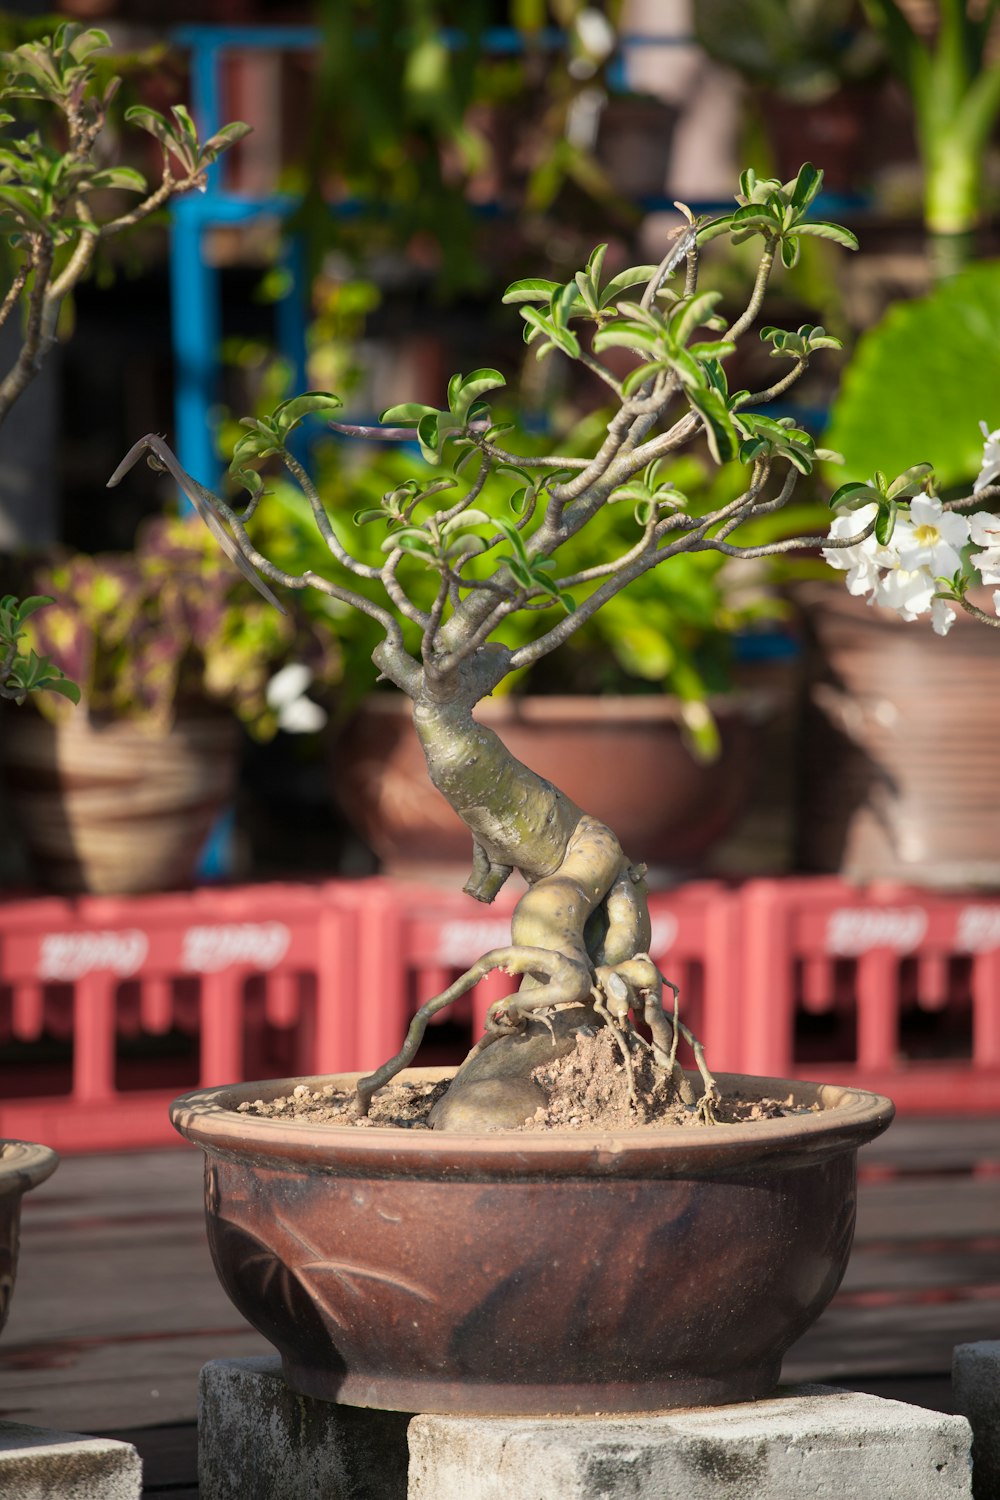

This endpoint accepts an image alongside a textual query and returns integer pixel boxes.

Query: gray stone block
[198,1355,410,1500]
[953,1340,1000,1500]
[0,1420,141,1499]
[408,1384,972,1500]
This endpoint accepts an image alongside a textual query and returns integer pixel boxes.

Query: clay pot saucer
[0,1141,59,1339]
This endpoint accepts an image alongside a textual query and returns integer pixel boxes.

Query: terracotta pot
[796,585,1000,887]
[0,1141,58,1340]
[331,693,770,878]
[1,711,239,895]
[171,1068,893,1417]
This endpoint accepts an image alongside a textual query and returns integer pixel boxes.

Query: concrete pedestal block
[953,1341,1000,1500]
[199,1356,411,1500]
[0,1420,141,1499]
[200,1360,972,1500]
[408,1385,971,1500]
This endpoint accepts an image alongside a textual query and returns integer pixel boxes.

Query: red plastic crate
[0,883,358,1151]
[739,878,1000,1112]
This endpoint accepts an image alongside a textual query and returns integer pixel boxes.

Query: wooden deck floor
[0,1116,997,1496]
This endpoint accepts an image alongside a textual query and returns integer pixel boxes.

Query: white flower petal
[266,662,312,710]
[931,598,956,636]
[969,511,1000,547]
[277,696,327,734]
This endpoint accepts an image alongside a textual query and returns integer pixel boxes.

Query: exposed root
[353,943,591,1114]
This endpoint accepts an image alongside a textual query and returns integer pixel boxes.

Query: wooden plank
[859,1117,1000,1171]
[784,1297,1000,1381]
[854,1176,1000,1242]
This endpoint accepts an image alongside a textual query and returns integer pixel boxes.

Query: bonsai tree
[110,163,1000,1132]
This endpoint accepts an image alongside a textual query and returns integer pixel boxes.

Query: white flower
[822,503,886,597]
[974,421,1000,494]
[893,494,969,578]
[875,562,936,621]
[968,510,1000,584]
[931,597,956,636]
[266,662,328,734]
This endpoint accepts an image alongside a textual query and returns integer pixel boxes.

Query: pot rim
[170,1068,894,1180]
[0,1140,59,1197]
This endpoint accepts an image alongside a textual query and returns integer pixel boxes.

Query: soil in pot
[239,1028,820,1133]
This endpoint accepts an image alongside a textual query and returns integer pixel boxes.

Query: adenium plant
[110,163,999,1132]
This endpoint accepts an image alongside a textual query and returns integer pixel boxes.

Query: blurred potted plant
[693,0,885,192]
[794,258,1000,885]
[1,514,338,894]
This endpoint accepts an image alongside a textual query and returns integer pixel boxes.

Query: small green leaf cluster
[699,164,858,268]
[231,394,344,474]
[608,460,688,527]
[829,463,934,545]
[494,520,576,614]
[760,324,843,360]
[502,245,659,360]
[380,369,507,464]
[123,106,250,179]
[0,594,80,706]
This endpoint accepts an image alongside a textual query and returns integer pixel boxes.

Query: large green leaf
[823,259,1000,489]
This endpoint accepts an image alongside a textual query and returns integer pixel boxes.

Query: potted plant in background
[798,249,1000,886]
[1,514,338,895]
[100,164,935,1415]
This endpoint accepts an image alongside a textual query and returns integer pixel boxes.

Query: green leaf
[12,594,54,625]
[416,411,443,464]
[793,221,859,250]
[592,321,661,355]
[789,162,823,214]
[886,462,935,500]
[780,237,800,270]
[621,360,666,398]
[379,401,440,425]
[687,386,738,464]
[502,277,561,305]
[828,481,878,508]
[37,676,81,704]
[199,121,252,165]
[598,264,660,308]
[88,166,147,193]
[273,391,343,432]
[450,367,506,424]
[875,500,898,545]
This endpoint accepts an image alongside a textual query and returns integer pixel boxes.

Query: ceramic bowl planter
[331,692,773,879]
[171,1069,893,1417]
[0,1141,58,1339]
[1,711,239,895]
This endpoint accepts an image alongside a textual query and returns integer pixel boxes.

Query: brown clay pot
[1,711,239,895]
[171,1068,893,1417]
[0,1142,59,1340]
[797,585,1000,887]
[331,693,770,878]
